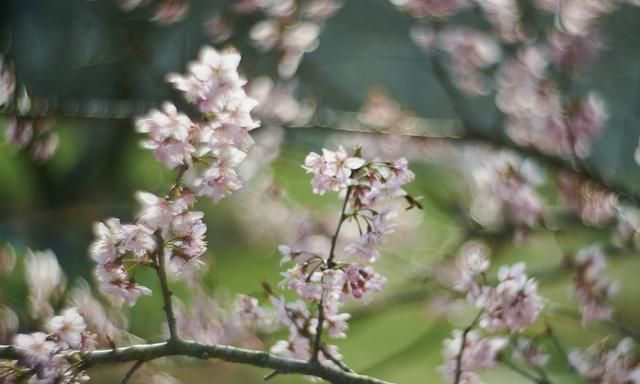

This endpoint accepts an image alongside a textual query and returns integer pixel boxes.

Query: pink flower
[12,332,56,366]
[476,263,542,332]
[344,210,397,262]
[303,146,365,195]
[95,264,152,307]
[440,330,507,383]
[136,191,177,230]
[47,308,87,348]
[90,219,125,265]
[135,102,196,169]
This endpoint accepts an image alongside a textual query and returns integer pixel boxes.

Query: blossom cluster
[571,245,618,325]
[497,46,608,159]
[0,56,58,162]
[442,246,543,383]
[90,45,258,306]
[411,26,501,95]
[466,149,545,232]
[570,338,640,383]
[104,0,189,25]
[440,329,507,384]
[453,250,542,333]
[9,308,94,383]
[141,46,260,203]
[241,146,417,365]
[394,0,618,160]
[558,172,618,226]
[206,0,344,78]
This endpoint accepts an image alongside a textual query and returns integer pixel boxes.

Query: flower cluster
[251,1,342,78]
[1,56,58,162]
[440,329,507,384]
[90,44,256,312]
[105,0,189,25]
[571,245,618,325]
[466,149,545,232]
[138,46,260,203]
[207,0,343,78]
[444,249,543,383]
[569,338,640,383]
[477,263,542,332]
[249,146,417,365]
[10,308,94,383]
[411,26,501,95]
[496,46,607,159]
[558,172,618,226]
[454,253,542,333]
[90,190,207,306]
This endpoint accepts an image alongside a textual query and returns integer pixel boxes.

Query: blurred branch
[2,88,639,206]
[0,341,392,384]
[0,98,153,120]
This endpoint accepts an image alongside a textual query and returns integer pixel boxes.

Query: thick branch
[0,341,391,384]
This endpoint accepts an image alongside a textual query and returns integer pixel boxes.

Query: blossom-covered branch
[0,340,392,384]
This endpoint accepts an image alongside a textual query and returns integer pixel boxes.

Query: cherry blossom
[476,263,542,332]
[570,338,640,383]
[46,308,87,348]
[25,249,66,319]
[440,330,507,384]
[572,245,618,324]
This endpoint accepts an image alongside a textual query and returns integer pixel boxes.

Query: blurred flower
[558,172,617,226]
[440,330,507,384]
[0,55,15,107]
[572,245,618,325]
[68,281,124,344]
[151,0,189,25]
[476,263,542,332]
[389,0,471,19]
[437,27,501,95]
[25,249,66,319]
[570,338,640,383]
[512,338,549,368]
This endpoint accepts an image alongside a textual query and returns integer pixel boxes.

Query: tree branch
[313,185,354,361]
[0,341,392,384]
[153,232,178,342]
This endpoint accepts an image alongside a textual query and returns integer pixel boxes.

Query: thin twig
[453,310,483,384]
[312,186,354,361]
[500,358,548,384]
[120,360,145,384]
[153,232,178,342]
